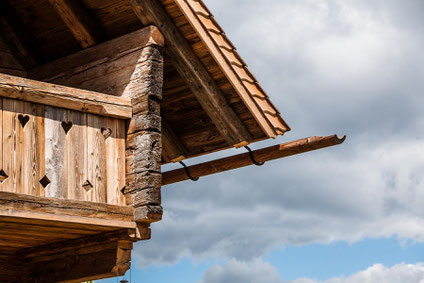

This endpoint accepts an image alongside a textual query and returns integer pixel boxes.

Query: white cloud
[134,0,424,268]
[196,260,424,283]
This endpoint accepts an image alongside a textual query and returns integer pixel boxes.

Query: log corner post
[123,25,164,223]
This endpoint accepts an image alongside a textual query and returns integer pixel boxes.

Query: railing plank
[0,74,132,119]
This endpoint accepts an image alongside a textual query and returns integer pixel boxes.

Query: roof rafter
[48,0,101,48]
[0,0,45,69]
[162,120,187,163]
[130,0,253,148]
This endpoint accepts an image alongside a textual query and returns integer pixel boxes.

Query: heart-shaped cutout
[101,127,112,139]
[18,114,30,128]
[61,121,73,134]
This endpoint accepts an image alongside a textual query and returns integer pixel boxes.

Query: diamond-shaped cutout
[82,180,93,191]
[101,127,112,139]
[39,175,51,188]
[0,170,8,183]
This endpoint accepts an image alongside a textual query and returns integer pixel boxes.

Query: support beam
[162,135,346,185]
[0,0,45,69]
[0,73,132,118]
[162,120,187,162]
[0,192,135,229]
[48,0,101,48]
[130,0,252,147]
[19,230,140,282]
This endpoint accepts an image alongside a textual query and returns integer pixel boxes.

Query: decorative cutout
[101,127,112,139]
[0,170,8,183]
[39,175,51,188]
[82,180,93,191]
[18,114,30,128]
[61,121,73,134]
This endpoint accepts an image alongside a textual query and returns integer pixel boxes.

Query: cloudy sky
[103,0,424,282]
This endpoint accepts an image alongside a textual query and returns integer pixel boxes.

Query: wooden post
[123,32,164,223]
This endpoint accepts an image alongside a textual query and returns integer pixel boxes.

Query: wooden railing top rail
[0,73,132,118]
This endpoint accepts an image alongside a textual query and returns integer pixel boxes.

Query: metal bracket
[244,146,265,166]
[179,161,199,181]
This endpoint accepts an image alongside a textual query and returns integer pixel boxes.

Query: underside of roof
[0,0,290,161]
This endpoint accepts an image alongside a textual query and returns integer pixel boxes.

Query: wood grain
[87,114,106,203]
[162,135,346,185]
[0,73,132,118]
[44,106,67,198]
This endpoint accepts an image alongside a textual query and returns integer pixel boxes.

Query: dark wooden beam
[48,0,101,48]
[162,135,346,185]
[130,0,253,148]
[162,120,187,162]
[20,231,136,282]
[0,0,45,69]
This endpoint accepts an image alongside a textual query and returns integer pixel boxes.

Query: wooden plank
[21,102,33,195]
[162,135,346,185]
[44,106,67,198]
[29,26,164,82]
[48,0,101,48]
[0,73,132,119]
[33,103,45,197]
[66,110,87,200]
[116,119,126,206]
[0,192,135,228]
[0,98,2,191]
[174,0,290,138]
[105,118,125,205]
[130,0,253,147]
[1,98,24,193]
[87,114,106,203]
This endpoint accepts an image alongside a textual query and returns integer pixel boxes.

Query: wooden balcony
[0,74,148,282]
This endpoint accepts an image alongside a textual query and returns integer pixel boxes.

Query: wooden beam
[130,0,252,147]
[162,135,346,185]
[162,120,187,162]
[48,0,101,48]
[19,231,137,282]
[0,73,132,118]
[0,192,135,229]
[0,0,45,69]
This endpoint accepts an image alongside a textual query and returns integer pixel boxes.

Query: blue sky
[100,0,424,282]
[102,238,424,282]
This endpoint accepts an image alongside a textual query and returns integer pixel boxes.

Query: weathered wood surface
[130,0,253,147]
[19,230,143,282]
[48,0,101,48]
[29,26,165,98]
[0,97,127,206]
[0,192,134,227]
[0,228,147,282]
[162,135,346,185]
[0,36,27,77]
[0,73,132,118]
[173,0,290,138]
[121,41,164,223]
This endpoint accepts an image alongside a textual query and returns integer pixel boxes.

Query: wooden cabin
[0,0,344,282]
